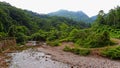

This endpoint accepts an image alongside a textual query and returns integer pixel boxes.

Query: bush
[0,32,7,37]
[47,40,60,46]
[59,37,73,42]
[16,32,27,44]
[47,36,57,41]
[63,46,71,51]
[86,31,114,48]
[71,48,90,56]
[31,31,47,41]
[63,46,90,56]
[68,28,113,48]
[101,46,120,59]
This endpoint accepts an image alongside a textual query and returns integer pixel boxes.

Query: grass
[9,45,35,52]
[63,46,90,56]
[101,46,120,59]
[63,38,120,57]
[0,45,35,53]
[46,40,60,46]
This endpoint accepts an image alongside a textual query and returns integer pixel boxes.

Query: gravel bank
[37,43,120,68]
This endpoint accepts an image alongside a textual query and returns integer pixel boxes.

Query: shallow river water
[8,49,71,68]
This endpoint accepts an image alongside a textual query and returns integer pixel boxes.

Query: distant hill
[48,10,97,23]
[90,15,97,22]
[0,1,90,43]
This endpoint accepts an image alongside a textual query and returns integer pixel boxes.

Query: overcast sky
[0,0,120,17]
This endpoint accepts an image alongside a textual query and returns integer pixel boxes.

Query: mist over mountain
[48,10,97,23]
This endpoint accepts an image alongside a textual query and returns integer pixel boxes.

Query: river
[8,49,72,68]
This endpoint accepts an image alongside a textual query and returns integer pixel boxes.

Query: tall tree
[97,10,105,25]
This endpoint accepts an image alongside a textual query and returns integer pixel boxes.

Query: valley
[0,1,120,68]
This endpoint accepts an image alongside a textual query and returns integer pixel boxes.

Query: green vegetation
[101,46,120,59]
[48,10,96,23]
[0,2,89,44]
[0,2,120,59]
[46,40,60,46]
[63,46,90,56]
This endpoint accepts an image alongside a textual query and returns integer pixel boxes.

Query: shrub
[86,31,114,48]
[31,32,46,41]
[71,48,90,56]
[63,46,90,56]
[0,32,7,37]
[101,46,120,59]
[47,40,60,46]
[16,32,27,44]
[63,46,71,51]
[47,36,57,41]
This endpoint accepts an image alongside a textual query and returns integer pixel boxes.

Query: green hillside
[0,2,90,44]
[0,1,120,59]
[48,10,97,23]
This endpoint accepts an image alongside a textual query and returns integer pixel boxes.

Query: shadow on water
[8,49,72,68]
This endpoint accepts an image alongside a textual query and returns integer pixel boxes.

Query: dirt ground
[0,38,120,68]
[36,42,120,68]
[0,53,9,68]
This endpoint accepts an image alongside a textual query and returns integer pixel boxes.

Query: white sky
[0,0,120,17]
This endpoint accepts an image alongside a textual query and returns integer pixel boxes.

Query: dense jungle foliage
[0,2,120,49]
[0,2,90,44]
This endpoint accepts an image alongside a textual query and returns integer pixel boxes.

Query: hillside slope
[48,10,97,23]
[0,2,90,43]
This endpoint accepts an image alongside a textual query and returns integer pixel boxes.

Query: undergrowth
[63,46,90,56]
[101,46,120,59]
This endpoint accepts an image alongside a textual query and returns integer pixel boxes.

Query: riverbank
[37,42,120,68]
[0,53,10,68]
[0,42,120,68]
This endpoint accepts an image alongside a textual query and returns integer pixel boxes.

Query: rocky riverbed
[36,43,120,68]
[8,49,75,68]
[2,42,120,68]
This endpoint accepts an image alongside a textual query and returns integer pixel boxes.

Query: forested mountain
[48,10,96,23]
[90,15,97,22]
[0,2,90,44]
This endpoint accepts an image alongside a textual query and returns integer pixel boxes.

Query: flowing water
[8,49,71,68]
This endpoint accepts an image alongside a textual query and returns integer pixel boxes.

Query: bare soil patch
[36,42,120,68]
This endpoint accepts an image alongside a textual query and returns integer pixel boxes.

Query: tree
[8,25,17,37]
[116,6,120,28]
[15,32,27,44]
[16,26,29,35]
[106,9,116,26]
[97,10,105,25]
[0,21,3,32]
[31,30,47,41]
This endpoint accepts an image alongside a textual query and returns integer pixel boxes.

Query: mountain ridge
[48,10,97,23]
